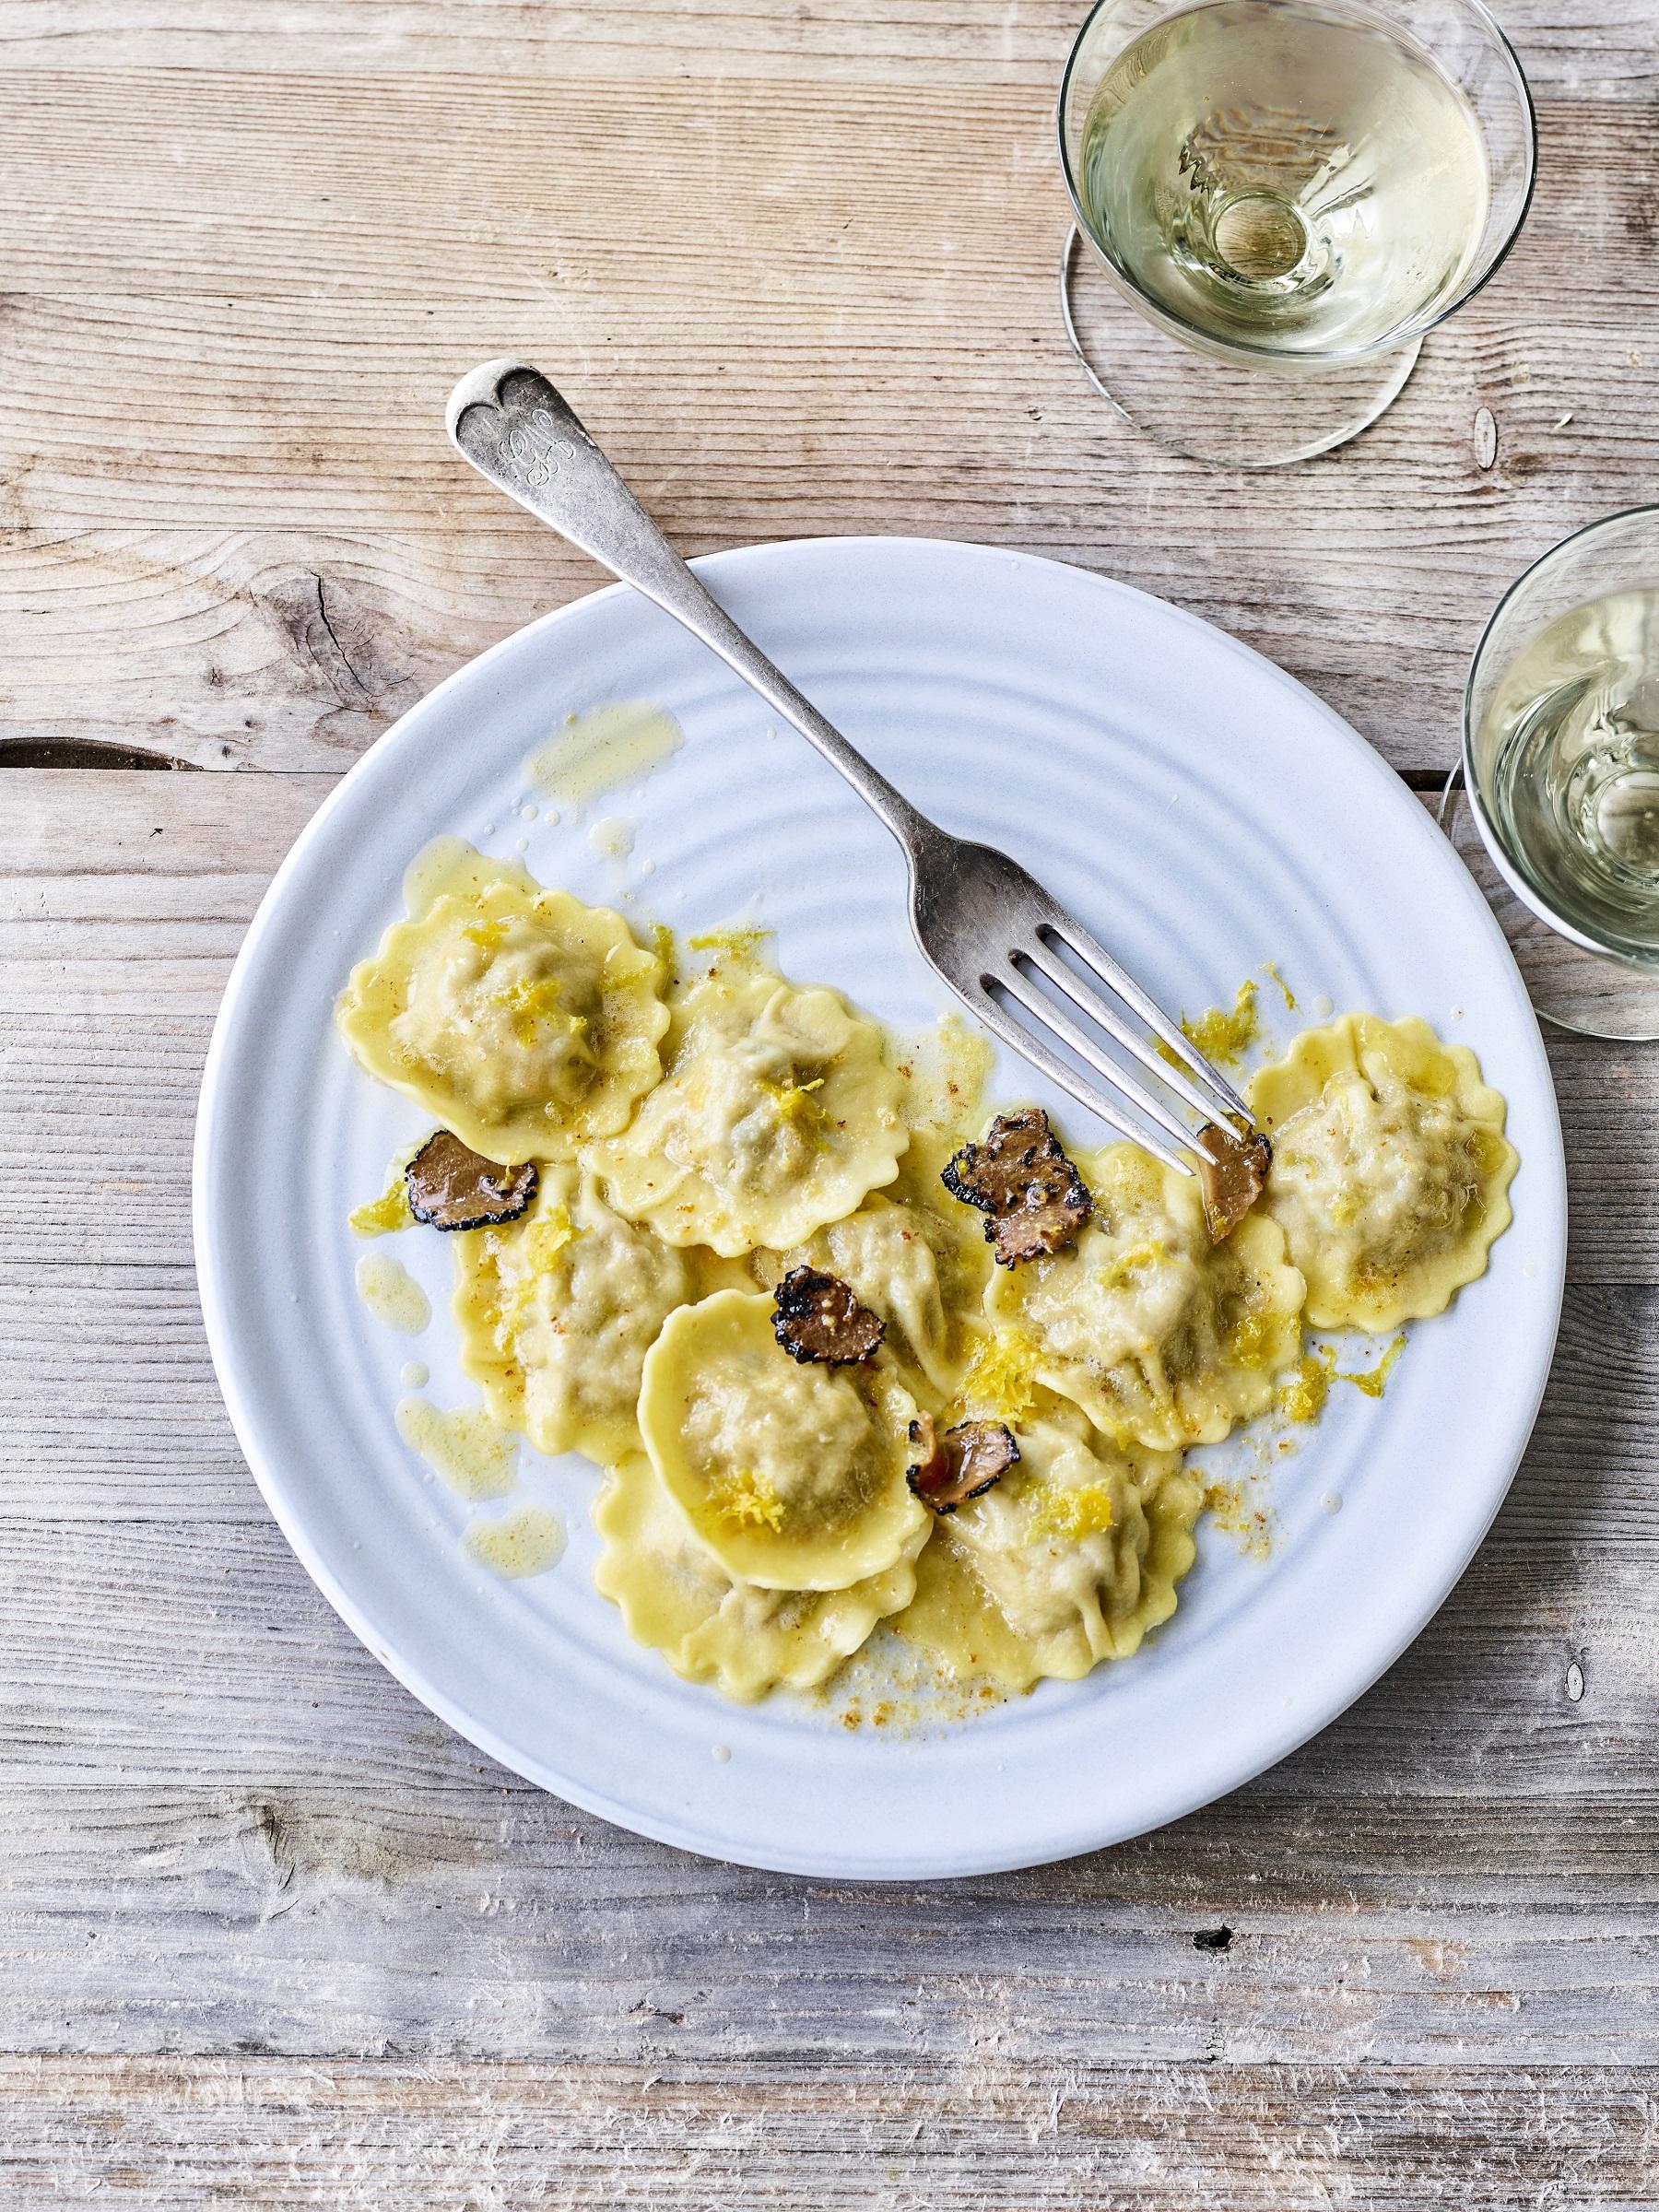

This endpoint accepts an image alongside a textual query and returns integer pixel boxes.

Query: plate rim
[194,533,1568,1878]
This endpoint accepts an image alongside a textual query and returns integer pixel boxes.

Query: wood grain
[2,772,1653,1279]
[1,770,1657,2108]
[0,66,1655,770]
[7,2,1659,2202]
[5,0,1657,88]
[2,2058,1653,2212]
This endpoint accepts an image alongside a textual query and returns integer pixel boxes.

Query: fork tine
[965,976,1194,1177]
[1016,934,1237,1133]
[995,961,1202,1160]
[1040,908,1253,1126]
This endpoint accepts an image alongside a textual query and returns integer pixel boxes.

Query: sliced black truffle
[771,1265,885,1365]
[1195,1124,1271,1244]
[941,1107,1092,1265]
[906,1415,1018,1515]
[406,1130,538,1231]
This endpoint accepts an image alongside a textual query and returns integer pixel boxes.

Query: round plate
[194,537,1565,1879]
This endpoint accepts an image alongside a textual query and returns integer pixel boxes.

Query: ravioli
[339,846,1523,1710]
[335,848,667,1162]
[1249,1014,1517,1331]
[637,1289,927,1590]
[985,1141,1305,1450]
[589,966,906,1255]
[593,1453,923,1702]
[452,1165,691,1463]
[759,1193,961,1405]
[897,1406,1202,1691]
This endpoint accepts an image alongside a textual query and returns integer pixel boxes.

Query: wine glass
[1451,509,1659,1041]
[1056,0,1536,468]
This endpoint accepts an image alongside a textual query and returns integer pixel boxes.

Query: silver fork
[446,359,1253,1179]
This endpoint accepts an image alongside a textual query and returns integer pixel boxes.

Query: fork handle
[447,360,928,854]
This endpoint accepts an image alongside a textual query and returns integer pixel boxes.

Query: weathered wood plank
[1,2057,1653,2212]
[2,772,1653,1280]
[5,5,1659,2183]
[0,530,526,768]
[3,0,1653,88]
[1,1335,1651,1802]
[0,84,1654,770]
[0,1762,1654,2065]
[5,76,1654,309]
[0,767,330,993]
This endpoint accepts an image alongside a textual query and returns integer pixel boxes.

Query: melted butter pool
[526,702,683,808]
[355,1253,430,1335]
[395,1397,518,1500]
[465,1503,567,1578]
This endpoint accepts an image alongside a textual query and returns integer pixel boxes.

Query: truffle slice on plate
[406,1130,538,1231]
[941,1107,1092,1265]
[1194,1124,1272,1243]
[771,1265,886,1366]
[906,1414,1019,1514]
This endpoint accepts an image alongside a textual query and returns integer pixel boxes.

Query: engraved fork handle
[446,360,929,854]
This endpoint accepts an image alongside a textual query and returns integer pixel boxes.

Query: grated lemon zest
[709,1467,786,1532]
[1336,1334,1406,1400]
[959,1330,1040,1423]
[1277,1347,1335,1424]
[491,971,586,1048]
[1030,1480,1116,1541]
[1228,1304,1283,1370]
[687,924,772,959]
[1160,979,1260,1069]
[1262,960,1298,1011]
[760,1073,828,1140]
[1094,1237,1171,1294]
[499,1207,580,1344]
[349,1176,413,1237]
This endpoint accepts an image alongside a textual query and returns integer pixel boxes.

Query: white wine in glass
[1077,1,1488,354]
[1467,514,1659,984]
[1057,0,1535,465]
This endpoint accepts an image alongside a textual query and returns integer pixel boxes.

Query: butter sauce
[356,1253,431,1335]
[465,1503,567,1577]
[526,702,683,808]
[395,1397,519,1500]
[402,836,537,923]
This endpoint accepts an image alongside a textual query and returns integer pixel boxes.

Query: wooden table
[4,4,1657,2203]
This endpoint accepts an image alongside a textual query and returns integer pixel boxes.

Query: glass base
[1440,767,1659,1041]
[1059,227,1422,468]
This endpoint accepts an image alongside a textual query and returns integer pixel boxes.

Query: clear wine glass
[1451,509,1659,1041]
[1056,0,1536,468]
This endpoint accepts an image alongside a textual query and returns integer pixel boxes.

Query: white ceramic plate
[195,537,1565,1879]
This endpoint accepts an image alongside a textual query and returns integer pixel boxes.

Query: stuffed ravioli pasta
[898,1403,1202,1692]
[593,1453,924,1702]
[757,1192,966,1406]
[452,1165,693,1464]
[590,965,906,1254]
[336,847,666,1162]
[1249,1013,1517,1331]
[340,842,1521,1713]
[985,1142,1305,1449]
[638,1289,928,1590]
